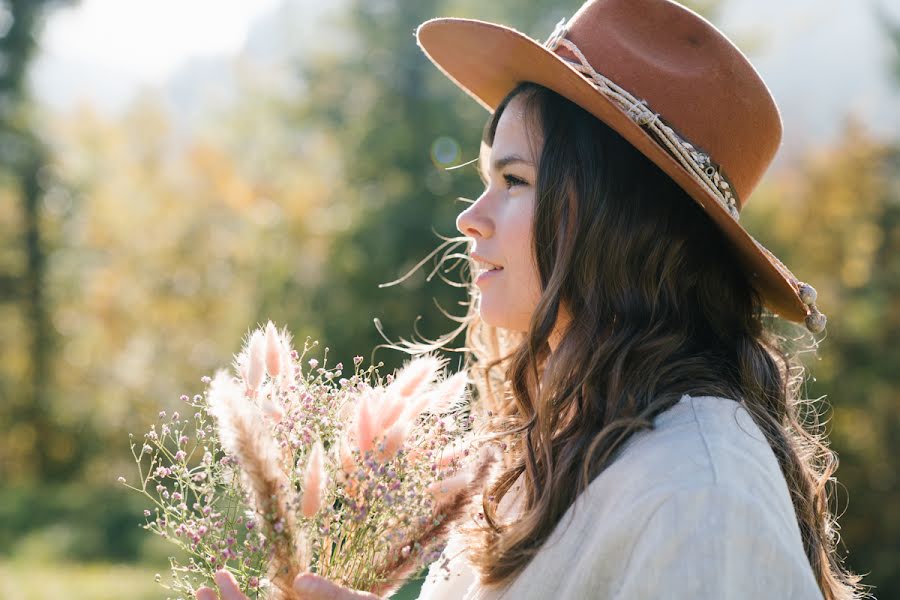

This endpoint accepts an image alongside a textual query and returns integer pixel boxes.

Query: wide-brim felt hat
[415,0,826,332]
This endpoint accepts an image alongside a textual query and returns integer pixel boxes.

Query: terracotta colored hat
[416,0,826,332]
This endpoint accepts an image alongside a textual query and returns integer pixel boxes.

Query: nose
[456,193,494,239]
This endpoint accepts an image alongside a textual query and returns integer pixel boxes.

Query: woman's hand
[196,569,383,600]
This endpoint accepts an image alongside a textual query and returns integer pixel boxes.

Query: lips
[471,253,504,274]
[474,266,502,285]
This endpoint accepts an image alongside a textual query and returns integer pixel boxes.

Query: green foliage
[293,0,585,373]
[0,560,163,600]
[0,484,158,562]
[743,120,900,595]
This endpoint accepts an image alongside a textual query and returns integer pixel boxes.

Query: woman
[199,0,866,598]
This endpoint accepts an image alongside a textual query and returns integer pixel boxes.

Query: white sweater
[418,394,824,599]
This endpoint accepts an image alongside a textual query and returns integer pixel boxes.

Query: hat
[415,0,826,332]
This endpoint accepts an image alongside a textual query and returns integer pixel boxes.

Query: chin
[477,296,529,332]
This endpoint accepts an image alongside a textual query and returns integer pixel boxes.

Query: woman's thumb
[293,573,381,600]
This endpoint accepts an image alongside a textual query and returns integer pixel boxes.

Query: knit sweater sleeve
[602,483,824,600]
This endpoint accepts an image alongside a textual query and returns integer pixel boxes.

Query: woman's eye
[503,174,527,189]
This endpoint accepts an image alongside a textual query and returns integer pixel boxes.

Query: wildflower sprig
[122,322,494,599]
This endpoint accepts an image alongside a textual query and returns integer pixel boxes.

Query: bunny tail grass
[369,446,498,597]
[207,371,306,599]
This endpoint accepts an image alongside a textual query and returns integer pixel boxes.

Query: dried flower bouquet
[121,321,493,599]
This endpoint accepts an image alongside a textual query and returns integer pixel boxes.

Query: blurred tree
[293,0,721,374]
[744,121,900,596]
[0,0,78,481]
[876,1,900,84]
[35,91,346,486]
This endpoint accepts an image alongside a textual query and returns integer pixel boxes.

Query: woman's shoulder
[461,395,821,600]
[564,394,806,554]
[599,394,786,499]
[421,394,820,600]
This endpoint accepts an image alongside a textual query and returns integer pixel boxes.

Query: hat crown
[561,0,782,207]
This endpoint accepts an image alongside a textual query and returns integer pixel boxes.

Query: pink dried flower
[354,392,376,455]
[246,330,266,392]
[378,394,408,432]
[206,370,306,595]
[389,355,443,399]
[378,419,409,463]
[264,321,282,378]
[370,446,497,598]
[339,434,356,476]
[429,370,469,414]
[301,440,326,518]
[401,393,433,426]
[235,351,250,383]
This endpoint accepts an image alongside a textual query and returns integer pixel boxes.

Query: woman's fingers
[214,570,251,600]
[293,573,382,600]
[195,569,381,600]
[196,586,219,600]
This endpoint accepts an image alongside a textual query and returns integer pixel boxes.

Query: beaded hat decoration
[543,18,740,222]
[416,0,827,332]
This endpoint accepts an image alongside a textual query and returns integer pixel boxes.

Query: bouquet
[120,321,495,599]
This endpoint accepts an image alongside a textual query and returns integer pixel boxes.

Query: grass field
[0,560,426,600]
[0,561,164,600]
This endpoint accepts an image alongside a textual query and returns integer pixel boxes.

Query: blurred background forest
[0,0,898,598]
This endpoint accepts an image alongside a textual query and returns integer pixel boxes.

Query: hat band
[544,19,741,221]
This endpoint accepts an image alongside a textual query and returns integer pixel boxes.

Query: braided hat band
[545,19,740,221]
[543,18,826,333]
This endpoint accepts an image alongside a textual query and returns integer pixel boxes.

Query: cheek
[478,198,541,331]
[509,196,540,290]
[509,212,541,298]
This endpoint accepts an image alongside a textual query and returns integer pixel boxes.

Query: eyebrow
[477,153,535,182]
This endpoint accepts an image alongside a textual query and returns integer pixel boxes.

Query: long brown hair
[386,81,865,599]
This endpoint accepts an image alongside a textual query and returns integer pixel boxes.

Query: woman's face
[456,94,543,333]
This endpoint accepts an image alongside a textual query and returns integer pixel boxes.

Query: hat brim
[416,17,809,323]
